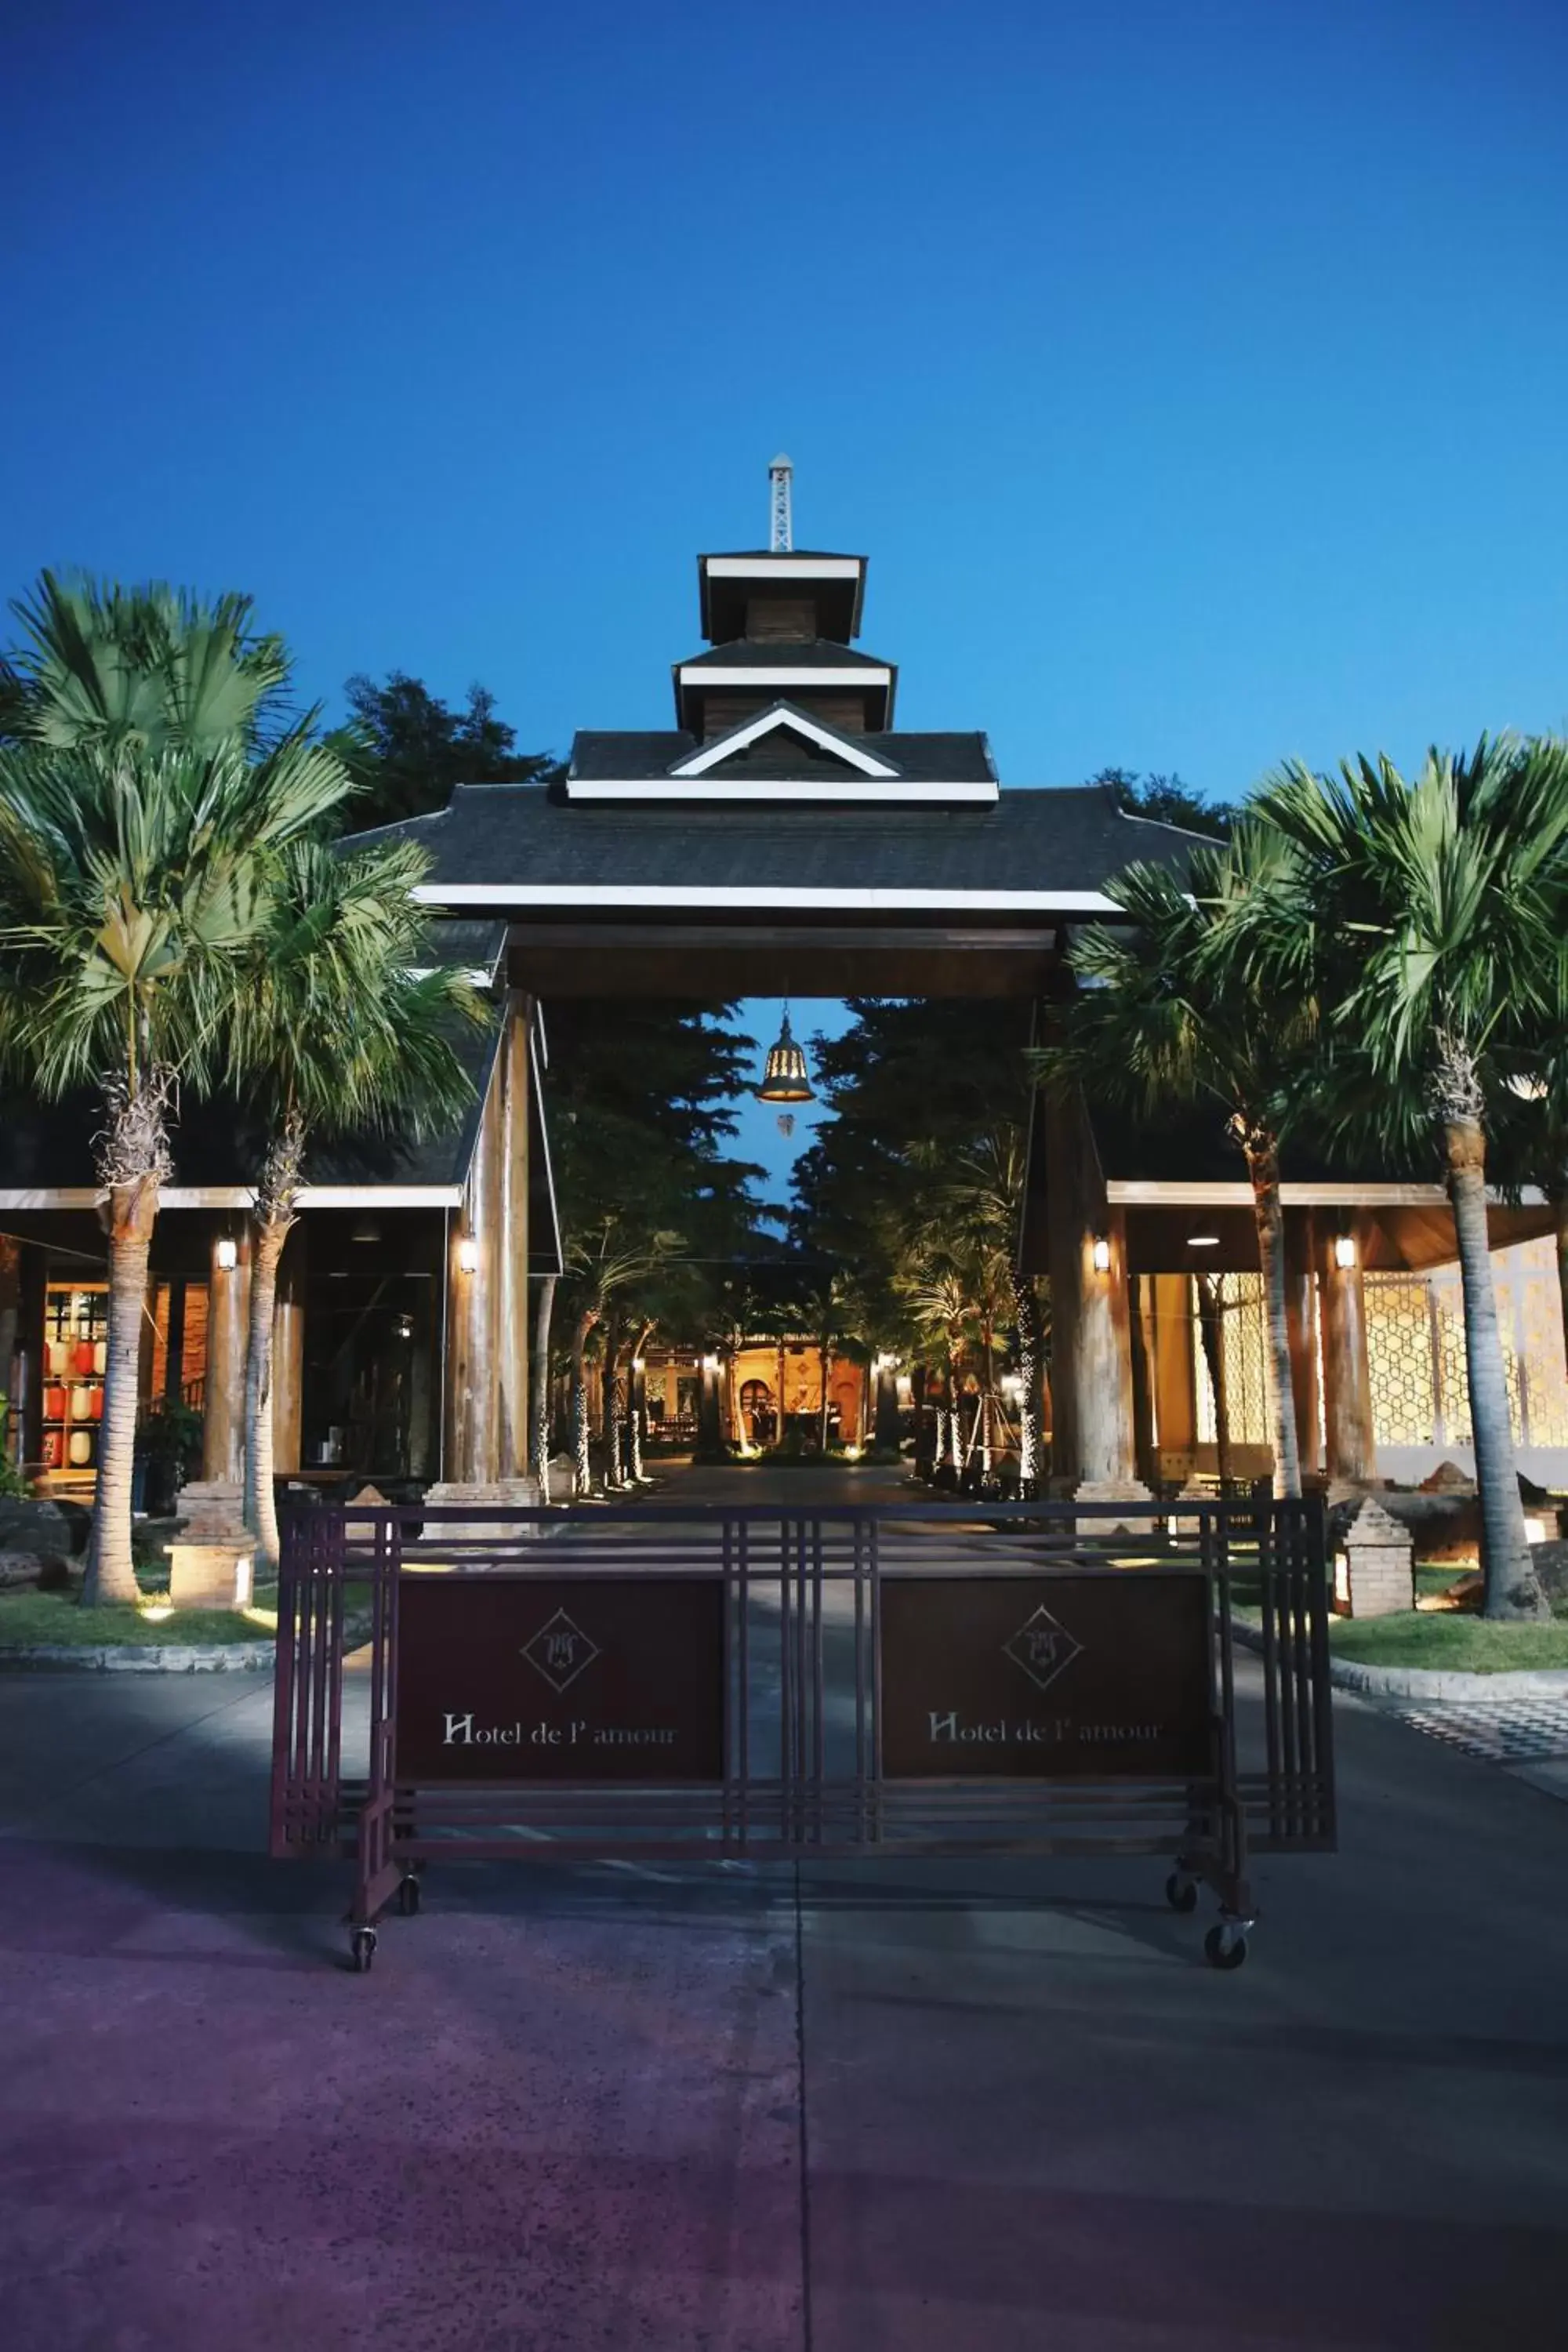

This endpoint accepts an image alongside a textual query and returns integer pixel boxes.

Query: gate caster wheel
[397,1875,422,1917]
[1204,1922,1248,1972]
[1165,1873,1199,1915]
[350,1927,377,1973]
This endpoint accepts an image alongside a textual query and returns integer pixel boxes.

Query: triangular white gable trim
[670,702,902,781]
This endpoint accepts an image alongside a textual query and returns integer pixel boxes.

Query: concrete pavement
[2,1472,1567,2348]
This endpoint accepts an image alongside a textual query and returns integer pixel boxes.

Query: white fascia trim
[417,883,1119,913]
[0,1185,463,1212]
[672,705,898,779]
[677,666,890,689]
[702,557,861,581]
[1106,1180,1548,1209]
[565,779,998,805]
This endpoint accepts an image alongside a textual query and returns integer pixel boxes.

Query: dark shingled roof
[569,719,996,784]
[363,782,1210,903]
[676,638,890,670]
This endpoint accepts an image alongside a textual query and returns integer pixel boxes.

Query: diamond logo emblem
[1003,1605,1084,1694]
[521,1608,601,1694]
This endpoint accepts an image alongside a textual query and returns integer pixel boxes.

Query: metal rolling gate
[270,1496,1335,1973]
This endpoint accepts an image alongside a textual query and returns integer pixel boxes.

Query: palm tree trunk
[83,1176,158,1606]
[1011,1272,1041,1490]
[571,1309,597,1497]
[819,1336,831,1451]
[778,1335,787,1446]
[631,1318,653,1479]
[532,1272,557,1502]
[1443,1109,1547,1621]
[1245,1141,1301,1500]
[242,1210,291,1571]
[1196,1276,1232,1486]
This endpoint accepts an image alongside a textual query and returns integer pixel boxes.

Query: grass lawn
[0,1588,278,1646]
[1329,1608,1568,1672]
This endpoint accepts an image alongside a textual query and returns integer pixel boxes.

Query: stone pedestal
[169,1542,254,1610]
[423,1478,542,1550]
[1334,1495,1414,1617]
[1074,1478,1157,1538]
[176,1479,249,1542]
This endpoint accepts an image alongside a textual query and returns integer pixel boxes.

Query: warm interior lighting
[457,1237,480,1273]
[351,1221,381,1244]
[1187,1233,1220,1249]
[214,1237,238,1271]
[1091,1238,1112,1272]
[632,1356,646,1374]
[1334,1234,1357,1269]
[1523,1515,1548,1545]
[139,1602,174,1622]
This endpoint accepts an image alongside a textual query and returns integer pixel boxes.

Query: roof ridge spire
[768,453,793,553]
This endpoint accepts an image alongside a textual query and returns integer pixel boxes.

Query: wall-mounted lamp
[1334,1235,1357,1269]
[1091,1237,1112,1273]
[1187,1232,1221,1249]
[457,1236,480,1274]
[214,1236,238,1272]
[632,1356,646,1374]
[701,1352,719,1374]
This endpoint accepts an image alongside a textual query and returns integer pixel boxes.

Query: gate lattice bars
[270,1497,1334,1972]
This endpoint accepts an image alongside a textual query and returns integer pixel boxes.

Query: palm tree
[561,1218,682,1494]
[1253,738,1568,1621]
[8,572,294,757]
[229,837,484,1568]
[919,1127,1043,1486]
[0,731,354,1602]
[1035,829,1317,1500]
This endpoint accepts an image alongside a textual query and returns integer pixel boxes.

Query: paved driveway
[3,1527,1568,2347]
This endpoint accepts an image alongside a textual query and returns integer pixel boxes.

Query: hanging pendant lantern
[757,1005,814,1104]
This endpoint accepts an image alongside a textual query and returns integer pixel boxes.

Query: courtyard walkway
[2,1490,1567,2349]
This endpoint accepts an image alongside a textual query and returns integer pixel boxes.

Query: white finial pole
[768,453,793,553]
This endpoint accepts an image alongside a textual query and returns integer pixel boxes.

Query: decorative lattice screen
[1192,1272,1270,1447]
[1363,1239,1565,1451]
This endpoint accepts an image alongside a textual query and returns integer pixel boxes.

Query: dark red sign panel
[396,1575,725,1782]
[880,1574,1211,1779]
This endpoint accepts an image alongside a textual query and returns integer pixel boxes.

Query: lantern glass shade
[757,1008,814,1105]
[214,1236,238,1271]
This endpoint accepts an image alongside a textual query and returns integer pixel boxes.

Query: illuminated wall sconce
[1334,1235,1357,1269]
[632,1356,646,1374]
[214,1236,238,1271]
[701,1352,719,1374]
[1091,1237,1112,1273]
[457,1236,480,1274]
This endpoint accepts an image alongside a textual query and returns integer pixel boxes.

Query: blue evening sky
[5,1,1566,1202]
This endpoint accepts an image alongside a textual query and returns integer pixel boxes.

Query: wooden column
[1283,1209,1322,1480]
[0,1236,20,1463]
[1319,1218,1376,1489]
[1129,1273,1157,1484]
[444,1044,502,1486]
[494,993,532,1481]
[201,1222,251,1485]
[1044,1080,1145,1497]
[1149,1273,1197,1476]
[271,1223,306,1477]
[15,1245,47,1468]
